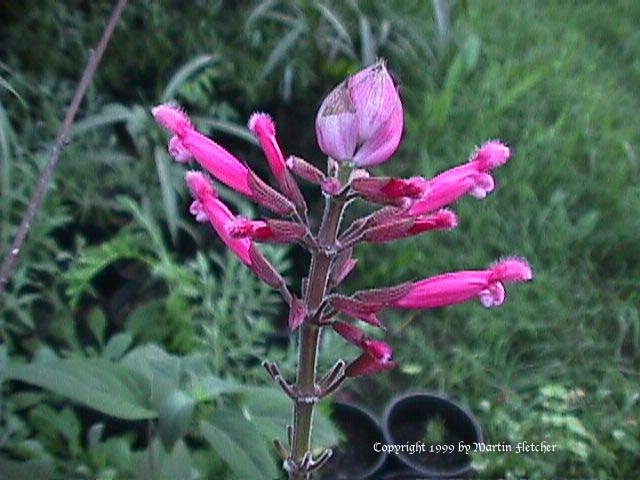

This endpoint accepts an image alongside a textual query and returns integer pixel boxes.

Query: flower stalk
[290,192,347,479]
[152,60,532,479]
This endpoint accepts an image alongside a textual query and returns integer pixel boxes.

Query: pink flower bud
[352,95,403,167]
[332,321,366,347]
[288,296,307,331]
[228,218,306,244]
[315,81,359,162]
[315,60,403,167]
[365,209,458,243]
[345,339,395,377]
[352,176,428,205]
[321,178,343,196]
[349,61,400,144]
[286,156,326,184]
[409,140,511,215]
[392,257,533,310]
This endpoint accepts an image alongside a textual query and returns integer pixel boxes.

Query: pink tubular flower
[186,171,285,289]
[153,104,253,197]
[392,257,533,309]
[409,140,511,215]
[249,112,306,211]
[365,209,458,243]
[186,171,252,265]
[345,339,395,377]
[315,60,403,167]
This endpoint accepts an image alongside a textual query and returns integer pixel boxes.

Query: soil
[386,396,481,475]
[393,416,469,471]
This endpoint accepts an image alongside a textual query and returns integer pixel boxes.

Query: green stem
[290,195,345,479]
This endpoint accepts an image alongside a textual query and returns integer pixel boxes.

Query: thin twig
[0,0,129,299]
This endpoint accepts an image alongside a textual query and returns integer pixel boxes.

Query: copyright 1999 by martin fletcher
[373,440,557,455]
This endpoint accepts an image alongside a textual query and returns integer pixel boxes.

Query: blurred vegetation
[0,0,638,478]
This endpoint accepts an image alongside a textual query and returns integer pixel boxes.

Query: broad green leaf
[103,332,133,360]
[87,308,107,347]
[241,387,340,448]
[200,409,278,480]
[187,374,243,401]
[158,389,196,449]
[121,345,182,408]
[5,359,155,420]
[134,439,193,480]
[0,458,54,480]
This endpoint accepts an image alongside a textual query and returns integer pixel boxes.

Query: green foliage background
[0,0,638,478]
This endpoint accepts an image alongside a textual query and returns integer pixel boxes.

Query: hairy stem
[290,194,345,479]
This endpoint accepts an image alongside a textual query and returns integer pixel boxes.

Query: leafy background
[1,0,638,478]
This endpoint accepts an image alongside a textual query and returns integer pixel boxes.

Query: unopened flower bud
[315,60,403,167]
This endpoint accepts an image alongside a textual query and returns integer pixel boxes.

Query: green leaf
[200,409,278,480]
[0,458,54,480]
[154,146,180,243]
[260,25,305,80]
[5,358,155,420]
[158,389,196,450]
[121,344,183,408]
[71,103,137,137]
[87,308,107,347]
[103,332,133,360]
[134,439,193,480]
[187,374,243,401]
[162,54,217,101]
[65,231,154,309]
[241,387,339,448]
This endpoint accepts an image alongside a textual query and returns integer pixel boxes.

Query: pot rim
[382,391,484,478]
[326,400,389,479]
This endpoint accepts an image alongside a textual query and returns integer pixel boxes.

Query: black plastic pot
[318,401,388,480]
[382,392,483,479]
